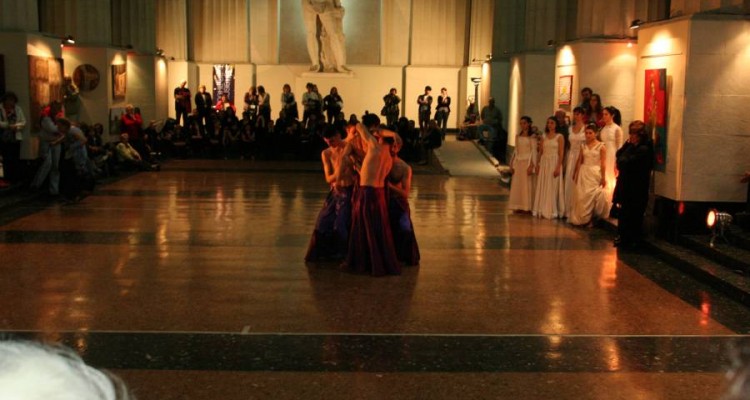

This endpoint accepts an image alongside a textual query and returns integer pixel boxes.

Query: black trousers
[0,140,21,183]
[618,198,647,244]
[175,106,190,127]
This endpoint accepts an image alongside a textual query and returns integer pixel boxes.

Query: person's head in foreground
[0,340,132,400]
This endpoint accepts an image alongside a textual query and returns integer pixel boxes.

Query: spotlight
[156,48,165,57]
[630,19,642,30]
[547,40,556,47]
[707,208,733,247]
[64,35,75,44]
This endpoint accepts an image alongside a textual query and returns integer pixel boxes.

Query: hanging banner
[645,69,667,172]
[212,64,235,105]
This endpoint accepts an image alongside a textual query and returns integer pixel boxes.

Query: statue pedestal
[301,71,354,78]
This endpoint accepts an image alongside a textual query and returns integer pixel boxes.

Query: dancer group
[305,114,420,276]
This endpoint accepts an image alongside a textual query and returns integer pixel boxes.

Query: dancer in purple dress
[387,144,420,266]
[305,124,356,261]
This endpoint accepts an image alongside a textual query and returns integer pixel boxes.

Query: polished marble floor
[1,159,748,399]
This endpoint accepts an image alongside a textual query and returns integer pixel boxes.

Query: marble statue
[302,0,349,73]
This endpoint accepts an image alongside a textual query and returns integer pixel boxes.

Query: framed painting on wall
[112,64,126,100]
[558,75,573,107]
[28,56,64,131]
[645,69,667,172]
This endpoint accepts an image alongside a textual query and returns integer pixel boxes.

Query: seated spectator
[115,133,159,171]
[240,121,256,160]
[215,93,236,114]
[418,119,442,165]
[84,122,112,178]
[120,104,144,155]
[458,100,479,140]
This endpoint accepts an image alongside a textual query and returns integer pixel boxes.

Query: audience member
[195,84,213,133]
[382,88,400,128]
[612,120,653,250]
[0,92,27,187]
[435,87,451,139]
[281,83,298,121]
[174,80,191,127]
[31,101,64,196]
[323,87,343,124]
[417,86,433,133]
[478,97,505,163]
[116,133,159,171]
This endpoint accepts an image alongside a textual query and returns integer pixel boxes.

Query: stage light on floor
[707,208,733,247]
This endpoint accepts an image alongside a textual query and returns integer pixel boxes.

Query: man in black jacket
[613,120,654,249]
[194,85,213,135]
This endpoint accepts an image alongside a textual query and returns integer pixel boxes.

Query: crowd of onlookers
[0,80,454,201]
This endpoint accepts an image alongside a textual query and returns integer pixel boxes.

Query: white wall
[680,17,750,202]
[554,41,638,130]
[636,19,690,201]
[636,16,750,203]
[507,53,555,146]
[405,67,462,127]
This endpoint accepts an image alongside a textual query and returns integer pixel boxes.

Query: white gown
[599,123,622,201]
[533,133,565,219]
[569,142,611,225]
[508,134,537,212]
[564,125,586,217]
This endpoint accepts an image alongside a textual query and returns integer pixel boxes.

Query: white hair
[0,340,132,400]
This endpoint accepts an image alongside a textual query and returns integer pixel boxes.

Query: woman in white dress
[508,116,537,213]
[564,107,587,218]
[598,106,623,202]
[533,117,565,219]
[569,124,610,226]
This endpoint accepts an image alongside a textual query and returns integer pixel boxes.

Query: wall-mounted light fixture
[156,48,165,57]
[547,40,556,48]
[630,19,643,30]
[61,35,75,47]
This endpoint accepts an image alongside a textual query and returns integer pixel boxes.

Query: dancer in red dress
[341,114,401,276]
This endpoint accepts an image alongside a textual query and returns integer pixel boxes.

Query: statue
[302,0,349,73]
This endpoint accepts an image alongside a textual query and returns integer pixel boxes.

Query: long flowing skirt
[343,186,401,276]
[389,196,420,266]
[533,155,564,219]
[305,186,353,261]
[508,158,535,212]
[563,148,581,217]
[569,165,610,225]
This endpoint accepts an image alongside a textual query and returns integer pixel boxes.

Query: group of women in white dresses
[507,106,623,226]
